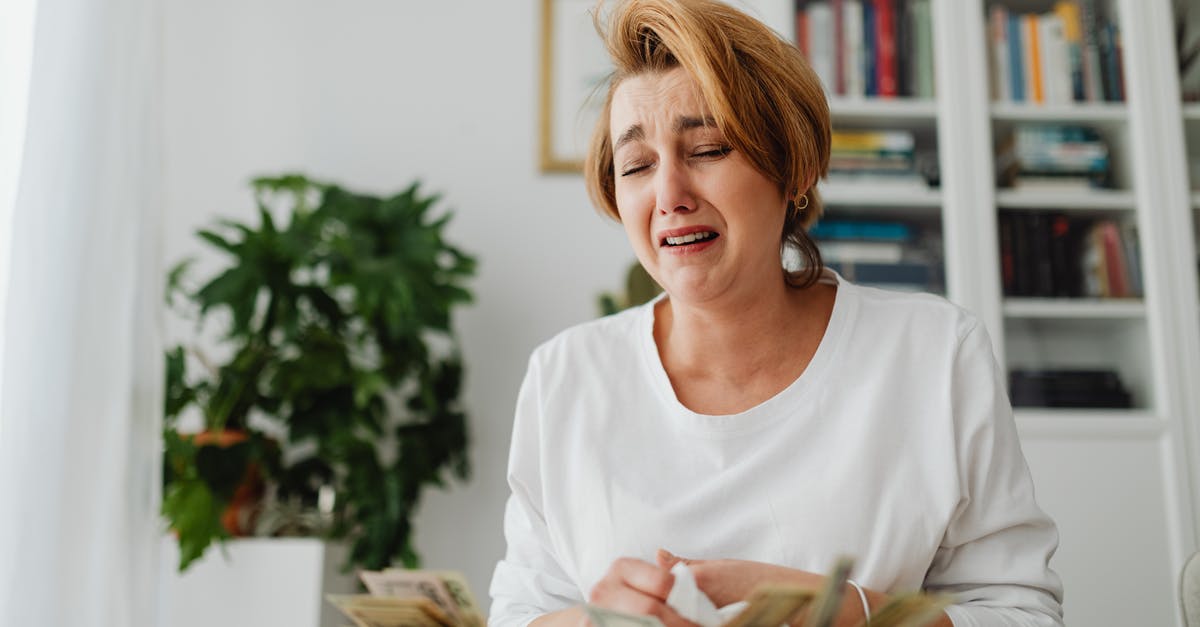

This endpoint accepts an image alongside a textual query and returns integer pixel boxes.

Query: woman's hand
[655,549,822,608]
[588,557,701,627]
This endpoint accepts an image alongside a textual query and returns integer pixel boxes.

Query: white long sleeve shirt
[490,273,1064,626]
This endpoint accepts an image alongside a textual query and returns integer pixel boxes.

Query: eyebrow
[613,115,719,151]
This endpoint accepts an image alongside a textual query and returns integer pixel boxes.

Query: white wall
[163,0,635,609]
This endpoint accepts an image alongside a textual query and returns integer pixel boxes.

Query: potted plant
[163,174,476,572]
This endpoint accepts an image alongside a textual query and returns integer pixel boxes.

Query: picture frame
[539,0,613,173]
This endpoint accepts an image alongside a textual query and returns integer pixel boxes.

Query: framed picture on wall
[540,0,612,173]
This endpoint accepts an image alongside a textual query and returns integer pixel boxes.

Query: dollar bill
[430,570,485,627]
[361,570,461,625]
[326,594,449,627]
[804,557,854,627]
[723,586,815,627]
[584,605,667,627]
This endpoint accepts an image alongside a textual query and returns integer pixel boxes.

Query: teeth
[665,231,713,246]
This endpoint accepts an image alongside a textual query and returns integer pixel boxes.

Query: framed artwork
[540,0,613,172]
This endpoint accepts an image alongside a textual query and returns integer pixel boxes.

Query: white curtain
[0,0,165,624]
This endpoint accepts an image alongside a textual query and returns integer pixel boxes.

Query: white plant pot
[158,536,358,627]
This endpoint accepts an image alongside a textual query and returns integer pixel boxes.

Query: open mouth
[661,231,719,247]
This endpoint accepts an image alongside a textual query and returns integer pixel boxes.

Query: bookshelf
[762,0,1200,623]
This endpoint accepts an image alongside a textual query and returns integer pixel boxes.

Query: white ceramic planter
[158,536,358,627]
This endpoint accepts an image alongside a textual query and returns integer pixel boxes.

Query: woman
[490,1,1063,625]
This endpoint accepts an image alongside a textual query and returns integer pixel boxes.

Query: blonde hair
[584,0,831,287]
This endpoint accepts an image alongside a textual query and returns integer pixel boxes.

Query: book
[874,0,898,97]
[911,0,933,97]
[863,0,877,96]
[1025,13,1044,104]
[843,0,865,97]
[1008,9,1026,101]
[808,2,837,91]
[1054,0,1086,101]
[1080,0,1105,101]
[1009,369,1133,408]
[990,6,1011,101]
[818,239,906,264]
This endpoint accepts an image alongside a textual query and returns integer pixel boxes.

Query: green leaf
[162,479,227,571]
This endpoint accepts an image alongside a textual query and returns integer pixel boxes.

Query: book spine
[1013,212,1033,296]
[863,0,877,96]
[1008,11,1025,102]
[1050,15,1072,104]
[1112,23,1125,101]
[1054,0,1086,101]
[999,212,1017,295]
[1029,212,1054,297]
[875,0,898,97]
[833,0,845,95]
[990,6,1011,101]
[896,0,911,97]
[1121,223,1143,297]
[1026,14,1044,104]
[844,1,865,97]
[809,2,836,91]
[911,0,933,98]
[1080,0,1103,101]
[1100,220,1129,297]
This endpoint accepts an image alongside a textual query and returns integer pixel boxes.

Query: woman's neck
[654,275,836,392]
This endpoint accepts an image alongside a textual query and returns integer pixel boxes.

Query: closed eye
[620,163,651,177]
[692,145,732,159]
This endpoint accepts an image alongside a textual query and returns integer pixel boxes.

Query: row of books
[998,211,1141,299]
[796,0,934,99]
[812,217,943,293]
[995,124,1112,190]
[1009,368,1133,408]
[987,1,1125,105]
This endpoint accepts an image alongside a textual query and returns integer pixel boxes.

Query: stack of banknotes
[327,569,484,627]
[587,558,951,627]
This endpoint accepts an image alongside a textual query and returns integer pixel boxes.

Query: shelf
[828,97,937,121]
[820,180,942,207]
[1003,298,1146,319]
[994,189,1135,210]
[1184,103,1200,121]
[1015,410,1163,439]
[991,101,1128,122]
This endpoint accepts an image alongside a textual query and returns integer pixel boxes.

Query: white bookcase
[750,0,1200,623]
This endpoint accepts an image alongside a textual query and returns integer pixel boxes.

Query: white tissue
[666,563,723,627]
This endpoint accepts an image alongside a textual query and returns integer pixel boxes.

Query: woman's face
[610,67,787,306]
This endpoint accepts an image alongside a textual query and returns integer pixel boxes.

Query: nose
[654,158,697,215]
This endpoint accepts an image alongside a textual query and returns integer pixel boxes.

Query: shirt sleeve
[925,322,1065,627]
[488,353,584,627]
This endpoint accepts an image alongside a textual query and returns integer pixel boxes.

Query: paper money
[804,557,854,627]
[361,570,461,625]
[326,594,448,627]
[584,605,667,627]
[430,570,485,627]
[722,586,815,627]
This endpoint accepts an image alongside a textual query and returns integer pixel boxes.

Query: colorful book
[1008,10,1026,101]
[874,0,898,97]
[911,0,933,98]
[990,6,1011,101]
[843,0,865,97]
[1054,0,1086,101]
[1026,14,1044,103]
